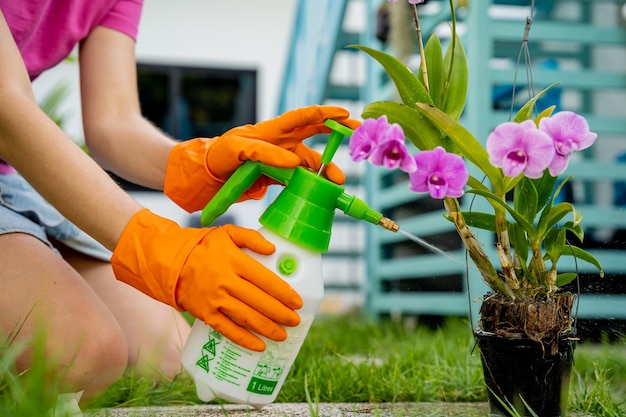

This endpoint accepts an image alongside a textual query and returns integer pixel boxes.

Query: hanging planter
[346,1,603,415]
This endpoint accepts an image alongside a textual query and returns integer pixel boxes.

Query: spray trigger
[200,120,398,252]
[317,119,355,177]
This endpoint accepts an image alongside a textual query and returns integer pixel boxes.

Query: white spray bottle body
[181,226,324,409]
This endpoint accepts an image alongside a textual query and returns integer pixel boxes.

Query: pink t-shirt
[1,0,143,80]
[0,0,144,173]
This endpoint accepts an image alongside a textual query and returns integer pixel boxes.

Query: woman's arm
[0,11,141,250]
[79,26,177,190]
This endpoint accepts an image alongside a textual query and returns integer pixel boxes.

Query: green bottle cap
[259,167,343,253]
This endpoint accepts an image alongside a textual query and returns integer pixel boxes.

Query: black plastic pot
[474,329,576,416]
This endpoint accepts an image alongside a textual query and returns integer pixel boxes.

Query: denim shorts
[0,173,112,262]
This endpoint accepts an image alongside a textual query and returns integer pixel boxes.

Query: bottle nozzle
[336,193,399,233]
[378,217,399,233]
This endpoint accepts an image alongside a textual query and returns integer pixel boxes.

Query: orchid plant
[348,0,603,302]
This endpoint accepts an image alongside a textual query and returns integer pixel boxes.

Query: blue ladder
[278,0,626,322]
[278,0,367,296]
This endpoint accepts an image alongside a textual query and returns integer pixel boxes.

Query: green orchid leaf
[349,45,433,107]
[559,245,604,277]
[551,175,573,204]
[535,105,556,124]
[536,175,574,235]
[562,221,584,242]
[502,175,524,195]
[414,103,503,188]
[544,228,566,265]
[556,272,578,287]
[514,177,539,223]
[362,101,441,150]
[514,82,561,122]
[419,34,444,107]
[459,211,498,232]
[509,222,530,265]
[467,176,491,193]
[530,170,558,212]
[465,189,536,237]
[538,202,580,238]
[441,31,468,120]
[466,176,501,213]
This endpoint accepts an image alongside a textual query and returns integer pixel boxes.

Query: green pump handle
[319,119,354,171]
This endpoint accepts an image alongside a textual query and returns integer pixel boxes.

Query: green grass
[277,316,484,403]
[0,325,68,417]
[89,314,626,416]
[2,314,625,416]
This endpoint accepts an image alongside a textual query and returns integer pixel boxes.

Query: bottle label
[192,314,315,396]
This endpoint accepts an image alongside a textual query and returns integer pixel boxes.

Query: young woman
[0,0,357,402]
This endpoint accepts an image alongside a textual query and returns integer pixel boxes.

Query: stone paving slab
[85,402,592,417]
[86,402,489,417]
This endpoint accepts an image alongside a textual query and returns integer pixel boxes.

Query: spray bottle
[180,120,398,409]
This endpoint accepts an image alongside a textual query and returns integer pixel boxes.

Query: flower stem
[443,197,516,300]
[493,206,521,290]
[494,208,510,257]
[528,239,548,289]
[411,4,429,93]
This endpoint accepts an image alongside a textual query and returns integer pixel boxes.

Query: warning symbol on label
[196,335,219,373]
[202,339,217,356]
[196,355,210,372]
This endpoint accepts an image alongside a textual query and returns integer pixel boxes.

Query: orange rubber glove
[164,105,361,213]
[111,209,303,351]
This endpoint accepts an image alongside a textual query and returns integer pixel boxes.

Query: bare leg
[0,233,128,400]
[58,243,192,380]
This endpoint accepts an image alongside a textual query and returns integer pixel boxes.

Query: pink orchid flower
[369,123,417,173]
[348,116,387,162]
[350,116,417,173]
[409,146,468,199]
[539,111,598,176]
[486,120,555,179]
